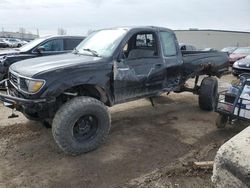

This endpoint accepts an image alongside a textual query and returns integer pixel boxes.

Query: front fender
[39,67,114,105]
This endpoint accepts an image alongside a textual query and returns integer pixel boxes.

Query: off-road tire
[199,77,218,111]
[215,114,228,129]
[232,72,239,77]
[52,96,111,155]
[42,120,52,128]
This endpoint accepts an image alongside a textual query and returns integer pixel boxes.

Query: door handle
[118,68,130,71]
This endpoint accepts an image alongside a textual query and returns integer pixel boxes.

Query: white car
[2,38,28,48]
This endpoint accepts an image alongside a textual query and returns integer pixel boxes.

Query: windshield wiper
[82,48,100,57]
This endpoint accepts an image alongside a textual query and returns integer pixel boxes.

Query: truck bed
[181,50,229,79]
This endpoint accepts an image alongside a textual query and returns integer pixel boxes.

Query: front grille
[19,78,28,91]
[9,71,19,88]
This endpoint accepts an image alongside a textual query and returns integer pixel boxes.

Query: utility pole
[36,28,39,37]
[1,27,4,37]
[57,28,67,35]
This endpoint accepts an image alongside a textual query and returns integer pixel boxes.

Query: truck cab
[113,27,183,102]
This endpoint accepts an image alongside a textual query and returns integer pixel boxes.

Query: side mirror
[117,51,126,63]
[36,46,45,54]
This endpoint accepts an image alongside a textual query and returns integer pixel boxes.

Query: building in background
[174,29,250,50]
[0,31,38,41]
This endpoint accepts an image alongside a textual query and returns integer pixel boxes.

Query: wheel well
[56,84,110,106]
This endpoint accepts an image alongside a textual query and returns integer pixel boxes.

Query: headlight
[238,61,245,66]
[0,56,6,62]
[233,61,239,67]
[19,77,45,94]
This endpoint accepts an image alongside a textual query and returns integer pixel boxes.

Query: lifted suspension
[180,75,200,95]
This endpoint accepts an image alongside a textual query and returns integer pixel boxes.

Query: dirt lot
[0,74,248,188]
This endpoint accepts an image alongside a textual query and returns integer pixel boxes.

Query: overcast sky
[0,0,250,36]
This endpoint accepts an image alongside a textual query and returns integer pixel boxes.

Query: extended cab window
[123,32,158,59]
[41,39,64,52]
[64,38,83,51]
[159,31,177,56]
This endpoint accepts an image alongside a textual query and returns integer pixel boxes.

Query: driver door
[113,32,166,102]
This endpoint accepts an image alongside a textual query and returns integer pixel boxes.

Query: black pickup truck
[0,26,229,155]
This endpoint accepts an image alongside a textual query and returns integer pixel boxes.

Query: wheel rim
[72,115,98,142]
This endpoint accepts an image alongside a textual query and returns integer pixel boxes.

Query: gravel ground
[0,74,247,188]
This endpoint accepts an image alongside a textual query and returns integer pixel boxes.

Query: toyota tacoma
[0,26,229,155]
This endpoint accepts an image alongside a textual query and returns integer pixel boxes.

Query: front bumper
[232,67,250,76]
[0,79,47,106]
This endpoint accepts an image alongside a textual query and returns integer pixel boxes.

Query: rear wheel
[52,96,111,155]
[199,77,218,111]
[216,114,228,129]
[42,120,52,128]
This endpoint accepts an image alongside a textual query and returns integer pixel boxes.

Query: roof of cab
[37,35,86,40]
[97,26,174,33]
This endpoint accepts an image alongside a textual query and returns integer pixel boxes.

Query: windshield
[233,47,250,54]
[19,38,45,51]
[76,29,127,57]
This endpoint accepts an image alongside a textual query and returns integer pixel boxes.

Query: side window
[64,38,83,51]
[123,32,158,60]
[159,32,177,56]
[41,39,64,52]
[135,33,155,48]
[180,45,186,51]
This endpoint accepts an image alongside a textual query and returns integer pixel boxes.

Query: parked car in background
[0,35,85,80]
[7,38,21,47]
[0,39,9,48]
[221,46,237,54]
[232,54,250,76]
[202,47,216,51]
[179,43,196,51]
[13,38,28,47]
[229,47,250,66]
[2,38,28,48]
[1,39,13,47]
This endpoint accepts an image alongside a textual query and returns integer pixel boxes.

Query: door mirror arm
[35,46,45,54]
[117,51,126,63]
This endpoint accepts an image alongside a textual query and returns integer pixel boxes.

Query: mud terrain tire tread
[52,96,110,155]
[199,77,218,111]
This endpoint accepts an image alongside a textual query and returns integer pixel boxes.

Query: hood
[235,58,250,68]
[0,49,21,56]
[229,53,247,62]
[10,53,102,78]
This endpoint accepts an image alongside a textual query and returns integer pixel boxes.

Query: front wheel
[232,72,239,77]
[199,77,218,111]
[52,96,111,155]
